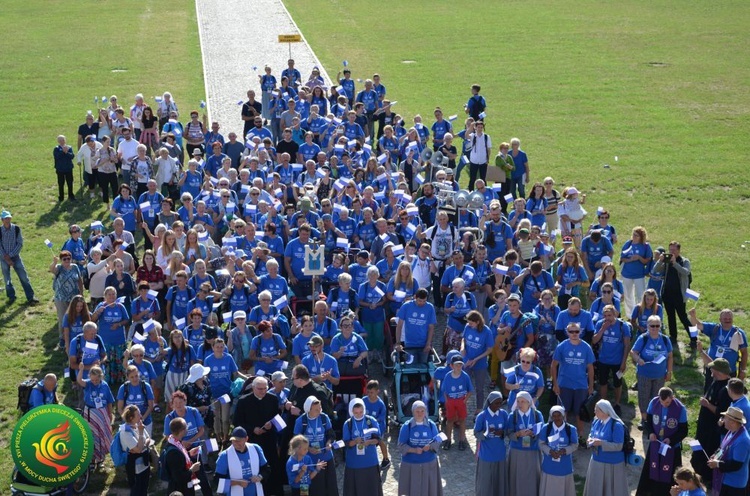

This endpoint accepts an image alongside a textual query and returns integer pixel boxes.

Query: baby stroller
[10,466,87,495]
[332,363,370,438]
[388,347,441,428]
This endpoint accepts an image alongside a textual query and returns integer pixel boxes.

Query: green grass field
[0,0,748,494]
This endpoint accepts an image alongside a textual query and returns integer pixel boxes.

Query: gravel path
[195,0,332,136]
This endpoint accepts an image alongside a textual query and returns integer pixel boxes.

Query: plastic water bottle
[300,483,309,496]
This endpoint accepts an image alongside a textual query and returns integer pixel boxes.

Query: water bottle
[300,483,309,496]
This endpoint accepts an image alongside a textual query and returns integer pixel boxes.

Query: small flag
[281,361,289,370]
[374,191,386,201]
[218,394,231,404]
[143,319,155,333]
[343,60,348,67]
[240,184,251,194]
[363,143,372,152]
[394,290,406,302]
[85,342,99,351]
[333,204,344,214]
[377,153,387,164]
[347,139,357,149]
[547,432,560,444]
[613,290,622,299]
[147,289,159,300]
[524,372,540,381]
[215,269,230,277]
[223,237,237,247]
[205,438,219,453]
[116,296,126,304]
[274,295,289,310]
[406,205,418,217]
[63,368,70,379]
[685,288,700,301]
[102,96,108,103]
[316,168,327,178]
[379,233,389,242]
[173,317,186,329]
[237,100,244,106]
[659,442,670,456]
[689,439,703,451]
[212,301,223,311]
[331,302,338,311]
[448,114,458,122]
[217,479,230,493]
[90,221,104,230]
[336,85,345,94]
[405,223,417,236]
[44,239,53,248]
[492,183,503,193]
[334,144,345,151]
[689,326,698,338]
[502,366,516,377]
[332,440,345,449]
[120,242,129,251]
[415,174,425,185]
[373,286,385,298]
[337,238,349,250]
[532,422,545,435]
[363,427,379,438]
[478,111,486,119]
[392,244,404,256]
[133,332,147,344]
[271,414,287,431]
[222,311,232,322]
[493,264,509,276]
[435,432,448,442]
[334,178,348,191]
[503,193,514,203]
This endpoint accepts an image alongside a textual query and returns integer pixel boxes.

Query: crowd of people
[5,61,749,496]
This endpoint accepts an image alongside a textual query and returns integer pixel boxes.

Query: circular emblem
[666,418,678,429]
[11,404,94,487]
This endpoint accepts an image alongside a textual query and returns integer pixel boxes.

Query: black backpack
[158,444,178,481]
[610,419,635,458]
[544,422,572,444]
[18,379,41,414]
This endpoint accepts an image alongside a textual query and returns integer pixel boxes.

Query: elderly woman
[227,311,255,374]
[50,250,84,347]
[91,286,130,385]
[583,399,629,496]
[398,400,443,496]
[538,405,578,496]
[620,226,653,316]
[630,315,673,429]
[87,247,114,307]
[95,135,119,208]
[123,343,158,394]
[357,265,387,357]
[293,395,338,496]
[119,404,153,496]
[444,277,477,354]
[507,390,544,494]
[474,391,509,496]
[505,347,545,407]
[342,398,384,496]
[105,257,136,311]
[112,183,139,234]
[76,363,115,466]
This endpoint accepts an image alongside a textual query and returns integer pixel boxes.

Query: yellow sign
[278,34,302,43]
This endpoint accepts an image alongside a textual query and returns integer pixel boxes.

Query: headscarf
[485,391,503,409]
[349,397,365,420]
[595,399,621,422]
[304,395,320,416]
[549,405,565,417]
[510,391,534,413]
[411,400,426,413]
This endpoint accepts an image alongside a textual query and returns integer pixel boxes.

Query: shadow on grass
[35,191,111,230]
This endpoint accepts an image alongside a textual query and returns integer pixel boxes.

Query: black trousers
[662,291,691,340]
[468,162,487,191]
[97,172,119,203]
[56,170,74,200]
[431,262,447,309]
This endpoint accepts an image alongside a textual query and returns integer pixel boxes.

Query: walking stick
[78,164,84,198]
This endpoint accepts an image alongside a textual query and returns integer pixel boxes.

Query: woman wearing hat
[583,399,629,496]
[397,400,443,496]
[636,387,688,496]
[293,395,338,496]
[342,398,384,496]
[507,390,544,495]
[538,404,578,496]
[179,363,214,453]
[708,406,750,495]
[474,391,509,496]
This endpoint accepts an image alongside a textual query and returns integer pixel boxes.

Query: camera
[664,253,672,262]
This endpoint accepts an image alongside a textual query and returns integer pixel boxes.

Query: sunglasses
[602,290,612,294]
[567,330,580,334]
[222,195,230,198]
[61,257,71,261]
[648,325,661,328]
[251,193,259,196]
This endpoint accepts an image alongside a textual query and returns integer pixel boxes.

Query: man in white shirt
[130,94,146,141]
[117,128,139,186]
[421,211,459,309]
[467,120,492,191]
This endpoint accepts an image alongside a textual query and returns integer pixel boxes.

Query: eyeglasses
[61,257,71,261]
[71,229,80,233]
[602,290,612,294]
[251,193,259,196]
[648,324,661,328]
[341,323,353,328]
[520,360,532,364]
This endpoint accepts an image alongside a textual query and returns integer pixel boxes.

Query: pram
[10,466,87,496]
[332,369,370,438]
[388,347,441,427]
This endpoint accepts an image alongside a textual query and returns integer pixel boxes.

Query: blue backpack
[110,427,130,467]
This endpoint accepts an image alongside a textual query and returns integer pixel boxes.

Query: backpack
[609,419,635,459]
[313,382,335,418]
[346,415,375,437]
[110,427,131,467]
[469,95,486,119]
[124,382,149,402]
[170,286,196,312]
[544,422,572,444]
[17,379,41,414]
[636,333,670,355]
[158,444,178,481]
[429,224,457,258]
[329,287,358,315]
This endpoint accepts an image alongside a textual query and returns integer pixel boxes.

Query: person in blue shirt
[538,405,578,496]
[291,316,319,364]
[533,290,561,380]
[591,305,631,415]
[497,293,535,367]
[508,138,529,199]
[286,434,326,496]
[727,378,750,435]
[215,426,270,496]
[464,84,486,121]
[620,226,654,318]
[75,363,115,465]
[580,229,614,281]
[689,307,748,382]
[441,355,474,451]
[505,347,545,408]
[588,282,622,325]
[28,374,57,410]
[301,335,340,390]
[111,184,138,233]
[342,398,382,494]
[205,339,247,447]
[395,288,437,362]
[555,248,589,310]
[249,320,288,376]
[443,278,477,355]
[430,107,452,151]
[551,322,595,442]
[291,395,336,494]
[554,298,595,343]
[507,390,544,495]
[671,467,707,496]
[583,399,629,496]
[117,364,155,435]
[355,80,379,138]
[460,311,494,415]
[331,313,369,377]
[513,261,555,313]
[474,391,509,496]
[397,401,442,496]
[283,224,313,296]
[364,380,390,468]
[630,315,673,429]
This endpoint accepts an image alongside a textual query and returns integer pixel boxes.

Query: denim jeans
[508,176,526,199]
[1,256,35,301]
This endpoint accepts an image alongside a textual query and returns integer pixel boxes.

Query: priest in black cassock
[234,375,285,496]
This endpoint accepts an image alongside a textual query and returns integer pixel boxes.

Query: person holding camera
[653,241,693,347]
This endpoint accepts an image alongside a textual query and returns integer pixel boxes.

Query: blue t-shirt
[112,196,138,232]
[286,454,314,489]
[441,370,474,401]
[204,353,239,398]
[555,309,595,340]
[363,396,387,432]
[508,408,544,450]
[257,274,289,302]
[441,264,476,288]
[143,337,167,376]
[630,305,663,334]
[82,379,115,410]
[520,270,555,312]
[720,429,750,488]
[165,345,197,374]
[398,420,439,464]
[68,335,107,380]
[397,301,437,348]
[534,303,561,336]
[506,365,545,407]
[95,302,129,346]
[541,422,578,476]
[330,332,368,359]
[475,408,509,462]
[595,318,632,365]
[284,238,311,281]
[165,286,193,323]
[293,413,334,463]
[342,416,381,468]
[127,359,157,385]
[250,333,287,375]
[215,444,268,496]
[620,241,653,279]
[590,418,625,464]
[444,292,477,330]
[357,281,386,323]
[301,352,340,390]
[291,332,319,361]
[28,382,56,410]
[163,406,205,447]
[703,323,747,374]
[461,324,494,370]
[558,265,589,297]
[580,236,614,273]
[62,314,85,342]
[499,311,534,350]
[632,333,672,378]
[116,381,155,425]
[348,263,370,289]
[552,340,595,390]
